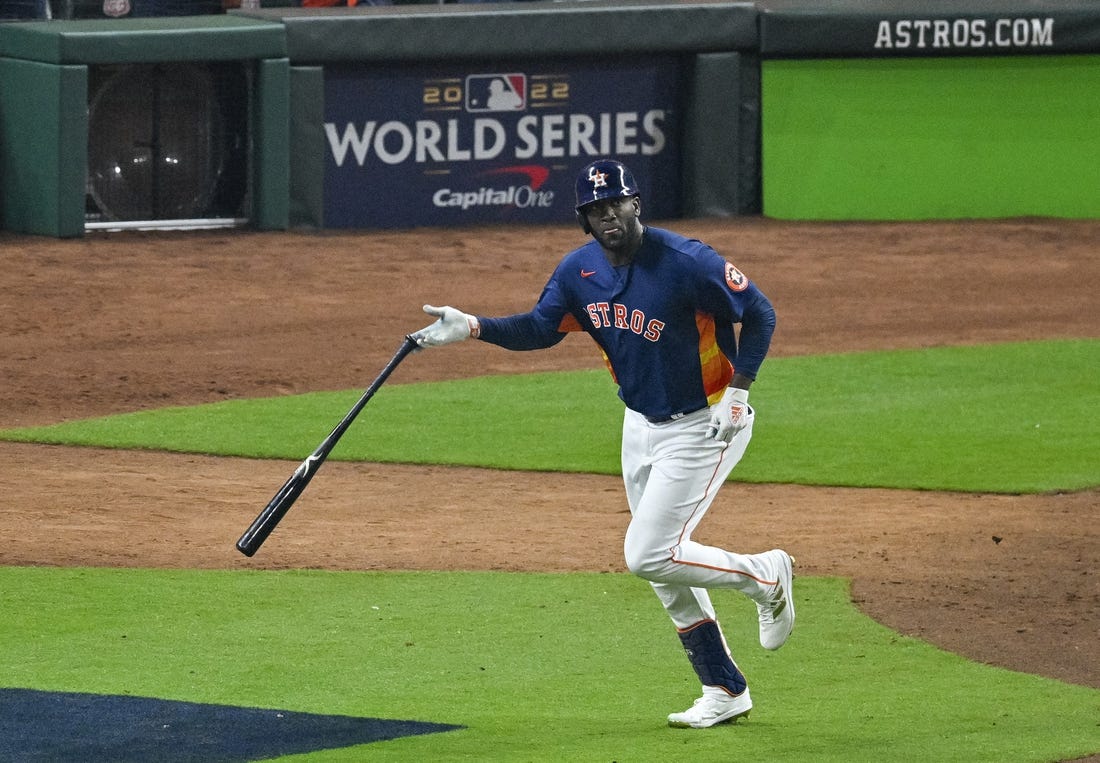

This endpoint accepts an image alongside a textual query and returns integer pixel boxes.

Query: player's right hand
[413,304,480,347]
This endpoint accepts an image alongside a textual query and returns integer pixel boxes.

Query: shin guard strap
[677,619,747,695]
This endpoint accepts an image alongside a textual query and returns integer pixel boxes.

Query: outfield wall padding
[683,52,760,217]
[288,66,324,229]
[252,57,291,231]
[246,0,758,63]
[0,58,87,236]
[0,16,285,63]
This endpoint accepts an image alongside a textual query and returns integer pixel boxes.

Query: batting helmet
[574,159,639,233]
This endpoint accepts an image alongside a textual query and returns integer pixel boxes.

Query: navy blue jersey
[478,226,776,419]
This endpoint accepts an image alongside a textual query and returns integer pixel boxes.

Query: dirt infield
[1,218,1097,703]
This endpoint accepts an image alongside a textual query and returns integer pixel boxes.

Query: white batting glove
[413,304,480,348]
[706,387,750,443]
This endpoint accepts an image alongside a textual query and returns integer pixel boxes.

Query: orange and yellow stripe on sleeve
[697,313,733,403]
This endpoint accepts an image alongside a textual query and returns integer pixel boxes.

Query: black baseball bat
[236,335,419,557]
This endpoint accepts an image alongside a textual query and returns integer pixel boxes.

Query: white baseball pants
[621,405,774,629]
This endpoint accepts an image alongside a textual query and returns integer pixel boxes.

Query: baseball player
[413,159,794,729]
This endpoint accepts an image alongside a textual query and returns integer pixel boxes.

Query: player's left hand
[707,386,750,442]
[413,304,480,348]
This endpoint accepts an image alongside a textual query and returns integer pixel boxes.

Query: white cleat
[757,549,795,650]
[667,689,752,729]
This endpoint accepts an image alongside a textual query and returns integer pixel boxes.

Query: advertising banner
[323,56,682,229]
[758,1,1100,58]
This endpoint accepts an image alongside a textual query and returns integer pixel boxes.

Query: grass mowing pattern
[2,339,1097,493]
[2,567,1098,763]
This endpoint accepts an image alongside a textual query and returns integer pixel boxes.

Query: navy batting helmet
[574,159,639,233]
[575,159,639,212]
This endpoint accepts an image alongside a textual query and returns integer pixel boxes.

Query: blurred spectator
[299,0,393,6]
[0,0,51,19]
[0,0,540,19]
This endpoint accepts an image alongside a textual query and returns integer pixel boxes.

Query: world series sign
[323,57,682,229]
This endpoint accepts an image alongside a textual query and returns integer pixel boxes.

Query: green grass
[2,339,1096,493]
[3,339,1098,760]
[2,567,1097,763]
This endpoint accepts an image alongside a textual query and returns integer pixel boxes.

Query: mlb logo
[465,74,527,113]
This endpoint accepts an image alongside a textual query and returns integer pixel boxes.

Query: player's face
[584,196,643,259]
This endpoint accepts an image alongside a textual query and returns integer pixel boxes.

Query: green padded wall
[251,1,758,63]
[288,66,324,229]
[252,57,290,231]
[0,58,87,237]
[683,51,759,217]
[0,16,285,64]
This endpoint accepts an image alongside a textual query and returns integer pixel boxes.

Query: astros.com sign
[322,60,681,228]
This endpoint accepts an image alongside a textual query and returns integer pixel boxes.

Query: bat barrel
[235,472,308,556]
[233,336,419,558]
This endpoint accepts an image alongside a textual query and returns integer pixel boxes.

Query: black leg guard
[677,619,748,696]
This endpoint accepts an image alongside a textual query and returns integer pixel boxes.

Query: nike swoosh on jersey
[581,269,597,278]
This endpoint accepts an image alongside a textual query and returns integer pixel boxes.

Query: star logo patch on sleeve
[725,262,749,292]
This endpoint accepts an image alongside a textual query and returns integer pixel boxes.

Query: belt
[643,405,706,425]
